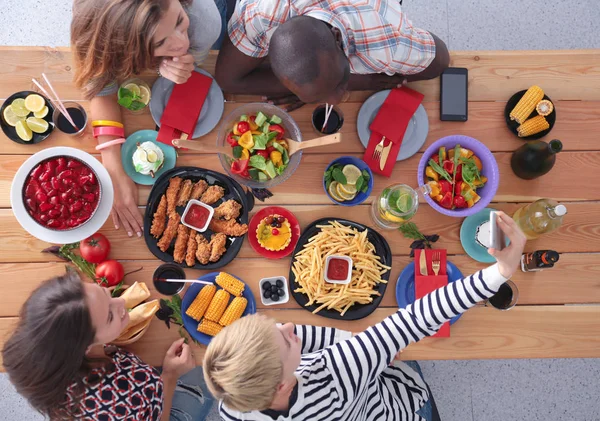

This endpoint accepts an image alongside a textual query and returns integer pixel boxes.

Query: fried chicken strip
[190,180,209,201]
[213,200,242,221]
[166,177,183,214]
[157,212,181,252]
[150,195,167,238]
[173,224,190,263]
[185,231,198,267]
[195,234,211,265]
[176,179,193,207]
[208,218,249,237]
[200,185,225,205]
[209,233,227,262]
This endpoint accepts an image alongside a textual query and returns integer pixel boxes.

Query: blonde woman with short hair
[204,212,527,421]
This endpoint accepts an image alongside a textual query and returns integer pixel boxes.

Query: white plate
[357,89,429,161]
[10,147,114,244]
[150,68,225,138]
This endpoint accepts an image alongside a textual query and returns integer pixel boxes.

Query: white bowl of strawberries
[10,147,114,243]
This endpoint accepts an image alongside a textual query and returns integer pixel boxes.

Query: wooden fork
[432,251,441,276]
[372,136,386,162]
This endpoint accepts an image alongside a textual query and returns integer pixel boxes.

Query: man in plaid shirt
[215,0,449,110]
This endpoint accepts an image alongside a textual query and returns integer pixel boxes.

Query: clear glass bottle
[512,199,567,240]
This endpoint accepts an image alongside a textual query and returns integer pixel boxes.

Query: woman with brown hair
[71,0,228,238]
[2,269,214,420]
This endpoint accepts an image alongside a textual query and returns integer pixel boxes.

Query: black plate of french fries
[288,218,392,320]
[504,88,556,140]
[143,167,254,269]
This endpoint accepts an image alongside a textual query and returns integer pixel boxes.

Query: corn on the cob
[204,289,230,321]
[215,272,245,297]
[219,297,248,327]
[185,284,216,321]
[517,115,549,137]
[536,99,554,116]
[510,86,544,124]
[197,319,223,336]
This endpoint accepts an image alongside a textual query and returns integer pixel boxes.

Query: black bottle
[511,139,562,180]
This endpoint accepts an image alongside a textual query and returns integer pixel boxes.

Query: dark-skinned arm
[215,36,292,96]
[347,32,450,90]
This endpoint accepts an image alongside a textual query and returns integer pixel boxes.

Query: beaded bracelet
[95,138,126,151]
[93,126,125,138]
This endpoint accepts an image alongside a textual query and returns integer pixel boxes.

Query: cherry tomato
[455,164,463,182]
[266,146,276,155]
[237,121,251,134]
[255,150,269,159]
[226,132,239,147]
[269,124,285,140]
[453,195,467,208]
[95,260,124,287]
[80,233,111,264]
[438,180,452,196]
[231,159,249,176]
[439,192,453,209]
[442,160,454,175]
[432,155,440,164]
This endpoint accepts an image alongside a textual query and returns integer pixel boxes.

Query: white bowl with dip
[181,199,214,232]
[324,255,353,284]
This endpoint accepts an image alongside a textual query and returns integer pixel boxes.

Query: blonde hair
[203,314,282,412]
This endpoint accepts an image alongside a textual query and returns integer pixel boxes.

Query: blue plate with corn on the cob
[181,272,256,345]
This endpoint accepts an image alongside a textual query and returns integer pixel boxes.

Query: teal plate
[460,207,509,263]
[121,130,177,185]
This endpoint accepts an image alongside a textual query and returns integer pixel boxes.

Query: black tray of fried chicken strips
[144,167,254,269]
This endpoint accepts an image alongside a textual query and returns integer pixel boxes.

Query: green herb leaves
[428,159,452,182]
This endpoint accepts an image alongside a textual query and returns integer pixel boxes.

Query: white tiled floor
[1,0,600,420]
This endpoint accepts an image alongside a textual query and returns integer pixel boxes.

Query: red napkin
[414,249,450,338]
[363,86,424,177]
[156,71,213,145]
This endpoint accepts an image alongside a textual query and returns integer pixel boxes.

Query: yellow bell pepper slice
[276,139,289,151]
[251,130,262,135]
[425,166,439,181]
[472,155,483,171]
[248,119,259,131]
[233,124,241,136]
[439,147,447,161]
[241,148,250,161]
[270,150,283,167]
[460,148,474,159]
[427,180,441,197]
[238,131,254,150]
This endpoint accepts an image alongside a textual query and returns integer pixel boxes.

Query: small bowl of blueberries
[260,276,289,305]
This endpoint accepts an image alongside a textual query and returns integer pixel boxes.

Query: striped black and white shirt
[220,265,507,421]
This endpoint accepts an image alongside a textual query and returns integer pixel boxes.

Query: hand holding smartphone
[489,211,506,251]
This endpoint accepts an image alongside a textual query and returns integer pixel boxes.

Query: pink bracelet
[93,126,125,138]
[95,138,126,151]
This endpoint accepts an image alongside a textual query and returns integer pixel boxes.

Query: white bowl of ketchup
[324,255,353,284]
[181,199,214,232]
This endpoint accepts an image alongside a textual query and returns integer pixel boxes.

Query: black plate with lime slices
[1,91,55,145]
[288,218,392,320]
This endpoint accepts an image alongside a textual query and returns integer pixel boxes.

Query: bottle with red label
[521,250,560,272]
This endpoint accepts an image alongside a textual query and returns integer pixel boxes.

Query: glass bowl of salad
[217,103,303,189]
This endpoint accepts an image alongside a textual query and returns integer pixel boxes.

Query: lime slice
[139,85,151,105]
[124,83,141,96]
[336,183,357,201]
[395,193,413,214]
[11,99,30,117]
[147,150,158,163]
[3,106,24,126]
[15,120,33,141]
[24,94,45,113]
[338,183,357,195]
[26,117,49,134]
[328,181,346,202]
[342,164,362,185]
[34,106,48,119]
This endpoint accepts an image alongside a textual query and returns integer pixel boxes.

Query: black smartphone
[489,211,506,251]
[440,68,468,121]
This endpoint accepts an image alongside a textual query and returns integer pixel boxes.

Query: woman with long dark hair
[2,269,213,420]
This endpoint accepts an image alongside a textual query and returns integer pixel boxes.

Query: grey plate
[357,90,429,161]
[149,67,225,138]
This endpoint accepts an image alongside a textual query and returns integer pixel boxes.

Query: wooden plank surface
[3,101,600,155]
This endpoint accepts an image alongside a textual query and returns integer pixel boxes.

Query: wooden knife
[379,141,392,171]
[419,249,428,276]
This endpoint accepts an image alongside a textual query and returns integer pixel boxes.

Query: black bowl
[153,263,186,295]
[1,91,55,144]
[504,90,556,140]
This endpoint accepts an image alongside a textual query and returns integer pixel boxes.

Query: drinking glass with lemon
[117,79,151,113]
[370,184,419,229]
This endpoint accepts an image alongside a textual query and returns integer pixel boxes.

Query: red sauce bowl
[324,255,353,284]
[22,156,102,231]
[181,199,214,232]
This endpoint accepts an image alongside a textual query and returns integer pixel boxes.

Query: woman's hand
[159,54,195,84]
[106,165,143,237]
[488,211,527,279]
[163,338,195,379]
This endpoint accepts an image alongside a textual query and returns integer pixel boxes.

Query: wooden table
[1,47,600,370]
